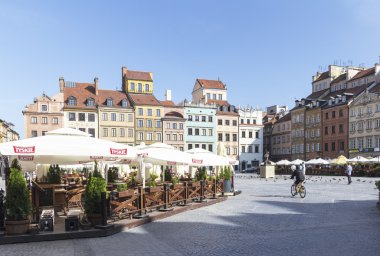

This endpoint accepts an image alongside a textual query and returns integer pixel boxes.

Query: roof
[216,111,239,116]
[127,93,162,106]
[348,67,375,82]
[330,73,347,84]
[63,83,97,109]
[306,88,329,100]
[97,90,131,108]
[207,99,229,106]
[369,82,380,93]
[125,70,152,81]
[163,111,184,119]
[277,113,291,123]
[313,71,329,83]
[160,100,175,107]
[197,79,226,89]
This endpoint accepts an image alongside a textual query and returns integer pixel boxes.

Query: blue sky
[1,0,380,137]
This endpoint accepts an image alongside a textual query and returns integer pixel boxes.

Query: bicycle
[291,181,306,198]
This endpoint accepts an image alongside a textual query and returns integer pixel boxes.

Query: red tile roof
[127,93,162,106]
[63,83,97,109]
[278,113,291,122]
[97,90,131,108]
[330,73,347,84]
[369,82,380,93]
[125,70,152,81]
[312,71,329,83]
[348,67,375,82]
[207,99,229,106]
[160,100,175,107]
[306,88,329,99]
[216,111,239,116]
[197,79,226,89]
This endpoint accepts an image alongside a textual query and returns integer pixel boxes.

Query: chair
[66,188,85,212]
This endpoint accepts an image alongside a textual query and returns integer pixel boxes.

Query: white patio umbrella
[186,148,238,166]
[276,159,291,166]
[290,159,304,165]
[139,142,192,166]
[0,128,137,167]
[306,158,329,165]
[347,156,370,163]
[369,156,380,164]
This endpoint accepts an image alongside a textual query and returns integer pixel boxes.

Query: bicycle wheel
[291,184,297,196]
[299,185,306,198]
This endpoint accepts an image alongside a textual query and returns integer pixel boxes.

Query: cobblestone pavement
[1,175,380,256]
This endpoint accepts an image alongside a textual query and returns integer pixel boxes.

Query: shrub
[195,167,207,181]
[116,184,128,192]
[149,172,159,187]
[222,166,232,180]
[375,180,380,191]
[92,160,102,178]
[84,177,106,215]
[47,164,61,184]
[107,167,119,183]
[5,159,31,221]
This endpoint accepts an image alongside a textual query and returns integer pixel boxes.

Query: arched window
[87,98,95,107]
[106,98,113,106]
[121,99,128,108]
[68,96,77,106]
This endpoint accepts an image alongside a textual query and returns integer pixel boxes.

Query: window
[68,96,77,106]
[339,109,343,117]
[339,141,344,151]
[173,123,177,129]
[88,128,95,137]
[130,82,135,91]
[138,119,144,127]
[145,84,149,92]
[233,147,237,155]
[120,128,125,137]
[147,120,152,128]
[188,115,193,121]
[147,109,152,116]
[179,147,184,152]
[331,142,336,151]
[166,122,171,129]
[103,128,108,137]
[156,133,161,141]
[179,134,183,141]
[225,120,230,125]
[122,99,128,108]
[213,94,216,100]
[119,114,125,122]
[128,114,133,122]
[88,113,95,122]
[31,117,37,124]
[41,105,48,111]
[233,134,237,141]
[332,125,336,134]
[225,134,230,141]
[138,83,142,92]
[166,134,171,141]
[179,123,183,129]
[242,131,246,138]
[207,93,211,99]
[195,116,199,122]
[324,127,328,135]
[247,119,251,124]
[325,112,328,119]
[195,128,199,135]
[188,128,193,135]
[128,129,133,138]
[41,117,48,124]
[156,109,161,117]
[255,145,259,153]
[208,116,213,122]
[242,146,246,153]
[156,120,161,128]
[208,129,213,136]
[79,113,85,121]
[69,112,76,121]
[138,132,144,141]
[111,128,116,137]
[31,130,37,137]
[226,147,230,155]
[367,120,372,130]
[241,119,244,124]
[87,98,95,107]
[195,144,199,148]
[218,119,222,125]
[233,120,237,126]
[249,131,253,138]
[173,134,177,141]
[339,124,344,133]
[367,137,372,148]
[202,129,206,136]
[102,113,108,121]
[248,146,252,153]
[188,144,193,150]
[208,144,213,152]
[52,117,58,124]
[138,108,143,116]
[218,94,222,100]
[202,116,206,122]
[107,98,113,106]
[332,111,335,118]
[256,132,259,138]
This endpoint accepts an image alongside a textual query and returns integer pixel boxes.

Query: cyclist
[290,164,305,193]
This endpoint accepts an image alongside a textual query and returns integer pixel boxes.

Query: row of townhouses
[22,67,264,171]
[0,120,19,143]
[265,61,380,161]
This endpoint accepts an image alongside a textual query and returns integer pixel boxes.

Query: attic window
[87,98,95,107]
[122,99,128,108]
[68,96,77,106]
[106,98,113,106]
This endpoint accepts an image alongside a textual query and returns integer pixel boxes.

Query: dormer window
[87,98,95,107]
[121,99,128,108]
[106,98,113,107]
[145,84,149,92]
[68,96,77,106]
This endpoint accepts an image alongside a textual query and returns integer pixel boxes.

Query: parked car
[241,167,259,173]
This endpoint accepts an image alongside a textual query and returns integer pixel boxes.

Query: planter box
[145,187,161,193]
[223,180,232,193]
[5,219,30,235]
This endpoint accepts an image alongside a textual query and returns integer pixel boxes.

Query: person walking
[345,163,352,184]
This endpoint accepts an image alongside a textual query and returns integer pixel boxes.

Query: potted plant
[222,166,232,193]
[47,164,61,184]
[84,176,106,226]
[146,172,160,193]
[5,159,32,235]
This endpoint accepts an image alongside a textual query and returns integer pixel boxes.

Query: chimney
[59,77,65,92]
[94,77,99,95]
[375,63,380,75]
[122,66,127,91]
[165,89,172,101]
[149,72,153,81]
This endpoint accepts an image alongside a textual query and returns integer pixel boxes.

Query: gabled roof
[127,93,162,106]
[197,79,226,89]
[348,67,375,82]
[97,90,131,108]
[207,99,229,106]
[160,100,175,107]
[331,73,347,84]
[63,83,97,109]
[312,71,329,83]
[369,82,380,93]
[306,88,330,100]
[125,70,152,82]
[277,113,291,123]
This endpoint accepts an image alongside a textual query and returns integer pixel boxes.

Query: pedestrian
[345,163,352,184]
[301,162,306,175]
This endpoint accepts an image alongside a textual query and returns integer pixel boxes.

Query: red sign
[13,146,35,154]
[110,148,127,155]
[18,155,34,161]
[192,159,203,164]
[167,161,176,165]
[90,156,104,160]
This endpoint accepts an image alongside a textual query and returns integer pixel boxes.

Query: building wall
[63,109,98,137]
[23,93,64,138]
[184,103,217,153]
[162,106,185,151]
[216,114,239,160]
[291,107,305,160]
[0,120,19,143]
[305,107,322,160]
[271,118,291,162]
[98,107,135,145]
[134,106,163,145]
